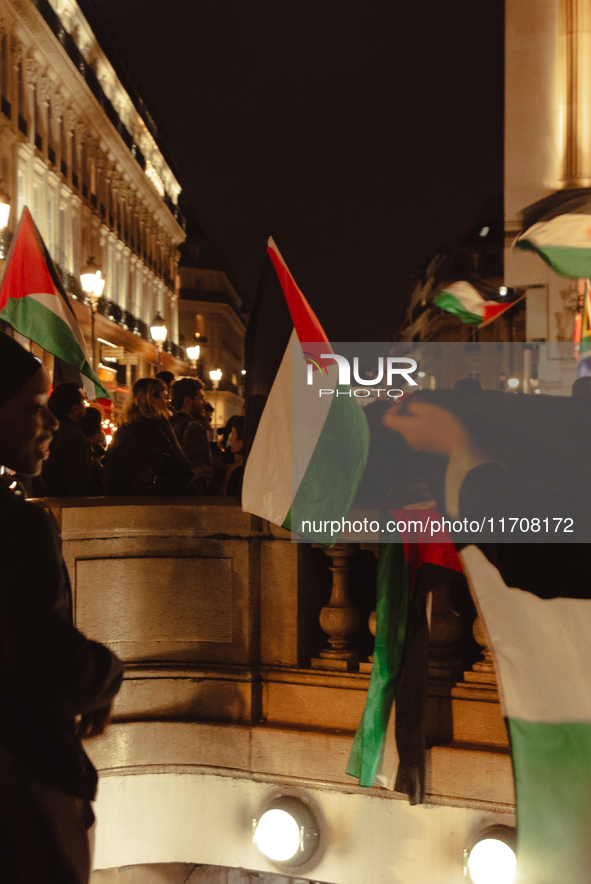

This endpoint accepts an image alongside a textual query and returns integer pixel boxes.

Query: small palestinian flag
[0,207,109,399]
[515,187,591,278]
[433,280,513,327]
[242,238,369,543]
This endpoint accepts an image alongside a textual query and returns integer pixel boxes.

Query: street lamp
[209,368,222,429]
[186,344,200,374]
[80,257,105,370]
[150,312,167,372]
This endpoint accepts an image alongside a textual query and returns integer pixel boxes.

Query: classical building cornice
[8,0,185,244]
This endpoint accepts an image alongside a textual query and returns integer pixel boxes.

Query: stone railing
[38,497,514,810]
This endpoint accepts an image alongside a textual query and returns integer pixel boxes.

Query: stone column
[23,56,41,147]
[560,0,591,186]
[311,544,361,671]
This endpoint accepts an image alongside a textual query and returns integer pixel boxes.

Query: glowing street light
[209,368,222,429]
[150,312,167,371]
[80,257,105,369]
[186,344,200,374]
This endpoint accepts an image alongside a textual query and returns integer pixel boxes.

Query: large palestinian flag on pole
[515,187,591,278]
[242,238,369,543]
[433,281,515,327]
[0,207,109,399]
[460,544,591,884]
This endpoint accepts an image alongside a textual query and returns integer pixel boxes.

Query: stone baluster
[359,609,376,673]
[311,544,361,671]
[428,581,463,681]
[464,613,497,687]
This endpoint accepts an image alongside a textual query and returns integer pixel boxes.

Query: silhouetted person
[37,383,96,497]
[0,332,123,883]
[169,377,212,493]
[454,376,483,394]
[104,378,193,495]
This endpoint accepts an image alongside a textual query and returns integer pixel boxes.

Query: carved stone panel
[76,555,233,662]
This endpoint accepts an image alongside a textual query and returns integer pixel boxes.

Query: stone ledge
[429,742,514,806]
[87,722,516,810]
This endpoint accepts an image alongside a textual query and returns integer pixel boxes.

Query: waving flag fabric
[433,281,514,327]
[576,280,591,373]
[461,544,591,884]
[347,537,462,803]
[242,238,369,543]
[515,187,591,278]
[0,207,109,400]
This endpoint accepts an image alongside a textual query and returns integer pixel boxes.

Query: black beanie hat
[0,331,43,409]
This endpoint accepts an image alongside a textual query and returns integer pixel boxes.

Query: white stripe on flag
[460,545,591,723]
[242,335,293,525]
[520,213,591,249]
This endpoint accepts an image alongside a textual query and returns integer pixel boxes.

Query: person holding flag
[383,394,591,884]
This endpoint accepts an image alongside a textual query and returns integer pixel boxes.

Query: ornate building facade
[0,0,187,401]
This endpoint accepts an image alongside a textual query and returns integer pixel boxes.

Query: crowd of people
[28,371,245,502]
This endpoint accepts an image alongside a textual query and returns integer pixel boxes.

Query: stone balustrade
[37,496,513,810]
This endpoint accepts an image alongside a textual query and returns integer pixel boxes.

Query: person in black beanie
[0,331,123,883]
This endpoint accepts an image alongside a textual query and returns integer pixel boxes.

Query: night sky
[81,0,504,341]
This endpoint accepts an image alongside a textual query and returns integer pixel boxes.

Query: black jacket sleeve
[0,500,123,718]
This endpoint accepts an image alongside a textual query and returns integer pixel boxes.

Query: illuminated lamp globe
[80,257,103,297]
[209,368,222,384]
[507,377,520,389]
[465,825,517,884]
[253,796,319,868]
[150,312,167,345]
[186,345,200,362]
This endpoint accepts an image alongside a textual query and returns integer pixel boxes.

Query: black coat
[38,419,98,497]
[0,482,123,800]
[104,417,193,496]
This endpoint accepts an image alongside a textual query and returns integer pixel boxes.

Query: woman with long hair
[104,378,193,495]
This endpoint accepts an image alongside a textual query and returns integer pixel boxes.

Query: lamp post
[150,312,167,372]
[80,257,105,370]
[209,368,222,429]
[186,344,200,375]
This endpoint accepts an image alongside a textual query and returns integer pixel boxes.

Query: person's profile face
[153,387,170,416]
[188,390,205,420]
[0,367,58,474]
[229,426,243,454]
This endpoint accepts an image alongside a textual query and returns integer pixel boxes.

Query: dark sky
[81,0,504,341]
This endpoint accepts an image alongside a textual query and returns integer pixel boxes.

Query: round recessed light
[253,796,319,868]
[465,825,517,884]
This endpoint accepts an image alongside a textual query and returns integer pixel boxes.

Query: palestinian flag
[515,187,591,278]
[242,238,369,543]
[461,544,591,884]
[347,536,462,803]
[0,207,109,399]
[433,281,513,327]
